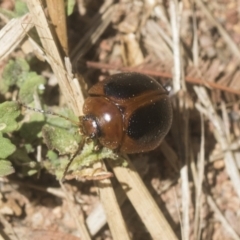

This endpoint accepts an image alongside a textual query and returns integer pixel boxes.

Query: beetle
[80,72,172,154]
[19,72,172,179]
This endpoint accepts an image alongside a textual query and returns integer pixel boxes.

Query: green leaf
[0,58,30,94]
[0,79,8,94]
[67,0,75,15]
[69,143,119,171]
[0,0,28,20]
[46,150,58,161]
[0,101,20,133]
[15,0,28,17]
[44,155,69,179]
[27,169,38,176]
[45,107,79,129]
[25,143,34,153]
[19,112,45,142]
[0,134,16,159]
[16,71,38,88]
[19,73,46,103]
[0,160,14,177]
[42,125,80,155]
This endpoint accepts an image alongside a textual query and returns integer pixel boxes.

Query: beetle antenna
[62,137,86,181]
[18,100,79,126]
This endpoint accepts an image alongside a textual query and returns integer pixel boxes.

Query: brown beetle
[81,72,172,153]
[18,72,173,180]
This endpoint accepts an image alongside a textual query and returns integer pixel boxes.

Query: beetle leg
[62,137,86,181]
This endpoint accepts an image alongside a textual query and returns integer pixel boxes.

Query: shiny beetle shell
[81,72,172,154]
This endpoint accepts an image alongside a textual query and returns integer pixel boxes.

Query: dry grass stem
[170,0,181,93]
[147,20,173,48]
[25,0,89,238]
[46,0,68,56]
[70,4,117,65]
[180,162,189,240]
[192,4,199,67]
[193,114,205,240]
[26,0,84,116]
[194,86,240,199]
[85,181,128,236]
[110,158,178,240]
[0,13,33,61]
[144,20,173,60]
[170,1,190,239]
[64,57,84,116]
[95,162,131,240]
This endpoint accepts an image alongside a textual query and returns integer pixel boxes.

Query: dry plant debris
[0,0,240,240]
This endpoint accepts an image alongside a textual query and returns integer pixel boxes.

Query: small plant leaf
[10,148,41,177]
[42,125,80,155]
[46,150,58,161]
[19,112,45,142]
[45,107,79,129]
[16,71,38,88]
[44,154,69,179]
[0,160,15,177]
[69,142,119,172]
[0,101,20,133]
[0,58,30,94]
[67,0,75,15]
[27,169,38,176]
[0,134,16,159]
[15,0,28,17]
[0,0,28,20]
[19,73,46,103]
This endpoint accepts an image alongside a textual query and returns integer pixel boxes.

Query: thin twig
[85,61,240,95]
[170,0,181,93]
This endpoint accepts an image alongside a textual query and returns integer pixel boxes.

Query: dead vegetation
[1,0,240,240]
